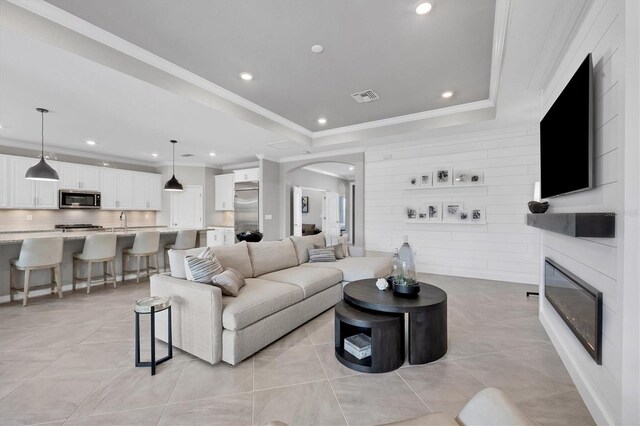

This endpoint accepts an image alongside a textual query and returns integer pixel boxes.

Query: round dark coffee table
[342,279,447,365]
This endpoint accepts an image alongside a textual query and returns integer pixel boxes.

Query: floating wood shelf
[526,213,616,238]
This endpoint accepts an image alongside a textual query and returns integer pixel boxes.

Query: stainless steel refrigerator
[234,181,259,233]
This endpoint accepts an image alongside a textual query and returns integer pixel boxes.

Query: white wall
[365,126,540,284]
[538,1,633,424]
[260,159,281,241]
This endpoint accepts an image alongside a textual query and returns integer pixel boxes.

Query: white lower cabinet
[207,228,235,246]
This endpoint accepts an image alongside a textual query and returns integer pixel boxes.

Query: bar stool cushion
[125,231,160,255]
[14,237,63,268]
[74,233,117,260]
[166,229,198,250]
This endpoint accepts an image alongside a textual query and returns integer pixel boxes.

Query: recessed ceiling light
[311,44,324,54]
[415,2,433,15]
[0,124,3,129]
[441,91,454,98]
[151,153,158,157]
[349,166,355,171]
[317,117,327,125]
[85,140,96,145]
[209,152,216,157]
[239,72,253,81]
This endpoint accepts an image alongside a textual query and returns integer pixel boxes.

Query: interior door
[323,191,340,245]
[292,186,302,236]
[170,185,203,228]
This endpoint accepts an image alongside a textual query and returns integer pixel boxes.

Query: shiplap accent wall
[365,126,540,284]
[539,1,624,424]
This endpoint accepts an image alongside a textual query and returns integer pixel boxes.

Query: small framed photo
[454,169,471,185]
[434,167,453,187]
[409,176,419,187]
[471,207,485,223]
[445,201,463,222]
[418,205,428,220]
[469,170,484,185]
[420,172,432,187]
[458,210,471,223]
[427,202,442,222]
[407,208,417,219]
[301,196,309,213]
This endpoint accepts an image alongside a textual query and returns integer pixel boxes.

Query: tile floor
[0,273,595,426]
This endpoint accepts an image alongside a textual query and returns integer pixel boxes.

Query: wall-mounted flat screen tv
[540,54,593,198]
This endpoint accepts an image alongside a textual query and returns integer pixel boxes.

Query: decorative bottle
[397,235,417,286]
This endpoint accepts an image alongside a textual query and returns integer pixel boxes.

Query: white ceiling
[0,0,592,166]
[45,0,496,131]
[303,162,355,180]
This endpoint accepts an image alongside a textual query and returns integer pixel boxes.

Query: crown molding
[489,0,510,104]
[222,160,260,172]
[278,147,365,163]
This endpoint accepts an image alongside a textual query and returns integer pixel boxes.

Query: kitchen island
[0,226,210,303]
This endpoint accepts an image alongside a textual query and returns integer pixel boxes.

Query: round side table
[134,296,173,375]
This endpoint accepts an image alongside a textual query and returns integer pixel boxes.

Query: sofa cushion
[221,279,304,330]
[208,242,253,279]
[247,239,299,277]
[169,247,207,279]
[289,233,326,264]
[302,256,393,282]
[260,266,342,298]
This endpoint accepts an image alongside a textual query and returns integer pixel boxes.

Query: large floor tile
[81,320,142,344]
[71,361,185,418]
[159,392,253,425]
[455,353,575,402]
[502,344,573,385]
[517,390,595,426]
[254,380,346,426]
[331,373,430,425]
[34,341,132,378]
[0,370,110,425]
[398,361,486,416]
[0,347,67,381]
[263,325,312,350]
[0,380,23,400]
[169,357,252,402]
[303,309,334,345]
[7,324,100,351]
[63,405,165,426]
[253,345,327,390]
[314,343,360,379]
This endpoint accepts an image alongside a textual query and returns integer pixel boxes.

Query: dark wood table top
[343,279,447,314]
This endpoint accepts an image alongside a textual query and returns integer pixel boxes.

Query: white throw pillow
[184,252,223,283]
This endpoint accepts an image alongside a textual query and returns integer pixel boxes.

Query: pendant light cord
[172,141,175,175]
[40,110,45,158]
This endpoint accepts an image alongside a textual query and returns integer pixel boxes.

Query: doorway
[170,185,203,228]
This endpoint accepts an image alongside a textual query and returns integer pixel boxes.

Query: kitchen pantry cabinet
[233,167,259,183]
[59,163,99,190]
[7,156,58,209]
[214,173,234,211]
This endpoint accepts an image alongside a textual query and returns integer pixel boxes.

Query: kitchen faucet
[119,211,128,233]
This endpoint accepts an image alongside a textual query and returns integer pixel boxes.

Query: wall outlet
[265,214,273,220]
[26,215,32,221]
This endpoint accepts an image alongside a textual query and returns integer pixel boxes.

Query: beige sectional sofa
[150,233,392,365]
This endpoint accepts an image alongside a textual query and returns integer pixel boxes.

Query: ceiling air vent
[181,153,194,157]
[351,89,380,103]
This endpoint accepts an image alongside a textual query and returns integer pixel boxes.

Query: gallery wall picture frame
[458,210,471,223]
[469,170,484,185]
[454,169,471,185]
[444,201,464,222]
[301,196,309,213]
[427,202,442,222]
[407,208,417,219]
[420,171,433,187]
[409,176,419,187]
[470,207,485,223]
[434,167,453,187]
[418,205,428,220]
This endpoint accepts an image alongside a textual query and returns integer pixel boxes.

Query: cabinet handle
[79,182,83,189]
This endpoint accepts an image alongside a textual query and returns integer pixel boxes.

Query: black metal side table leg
[150,306,156,375]
[134,297,173,376]
[135,311,141,366]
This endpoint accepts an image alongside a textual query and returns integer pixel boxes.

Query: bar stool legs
[9,263,63,307]
[72,257,117,294]
[122,252,160,284]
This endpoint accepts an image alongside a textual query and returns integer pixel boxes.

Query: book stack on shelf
[344,333,372,360]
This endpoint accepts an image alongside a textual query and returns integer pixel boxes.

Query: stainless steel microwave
[59,190,101,209]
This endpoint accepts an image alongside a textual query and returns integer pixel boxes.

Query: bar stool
[72,233,118,294]
[163,229,197,272]
[10,237,64,307]
[122,231,160,283]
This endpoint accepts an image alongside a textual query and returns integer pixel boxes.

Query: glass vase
[397,235,417,286]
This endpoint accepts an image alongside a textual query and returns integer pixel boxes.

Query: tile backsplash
[0,210,157,232]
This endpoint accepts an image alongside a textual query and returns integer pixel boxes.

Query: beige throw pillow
[211,267,246,297]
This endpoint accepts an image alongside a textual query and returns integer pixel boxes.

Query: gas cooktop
[54,224,104,232]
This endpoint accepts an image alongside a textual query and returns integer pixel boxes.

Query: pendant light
[164,139,183,191]
[25,108,59,181]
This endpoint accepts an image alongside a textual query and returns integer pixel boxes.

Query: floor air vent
[351,89,380,103]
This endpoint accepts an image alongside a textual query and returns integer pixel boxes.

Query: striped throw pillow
[184,255,223,283]
[308,247,336,263]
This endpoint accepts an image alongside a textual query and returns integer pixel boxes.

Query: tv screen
[540,54,593,198]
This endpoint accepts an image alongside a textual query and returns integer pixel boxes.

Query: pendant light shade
[164,139,183,191]
[26,108,59,181]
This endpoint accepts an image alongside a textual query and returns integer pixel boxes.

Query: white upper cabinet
[233,168,259,183]
[100,168,118,209]
[59,162,100,190]
[215,173,234,211]
[116,171,133,210]
[0,156,8,208]
[7,156,58,209]
[147,174,161,210]
[79,165,100,190]
[132,172,161,210]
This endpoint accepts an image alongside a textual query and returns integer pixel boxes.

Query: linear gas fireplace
[545,258,602,364]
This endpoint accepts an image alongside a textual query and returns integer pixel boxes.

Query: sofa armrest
[150,274,223,365]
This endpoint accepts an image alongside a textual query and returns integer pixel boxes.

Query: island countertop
[0,226,209,245]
